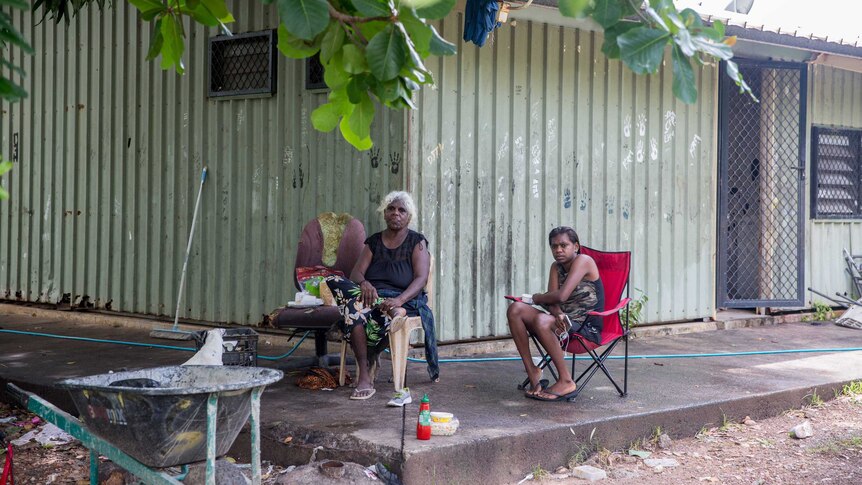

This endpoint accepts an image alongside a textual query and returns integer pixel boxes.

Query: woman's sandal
[524,379,549,397]
[349,387,376,400]
[526,386,577,402]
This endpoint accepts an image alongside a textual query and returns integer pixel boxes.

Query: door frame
[716,59,808,308]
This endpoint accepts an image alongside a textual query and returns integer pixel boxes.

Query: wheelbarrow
[7,365,282,485]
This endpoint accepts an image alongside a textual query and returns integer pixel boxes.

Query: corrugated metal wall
[806,64,862,303]
[409,14,718,341]
[0,2,404,325]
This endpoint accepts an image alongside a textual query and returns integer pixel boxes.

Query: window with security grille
[811,127,862,219]
[209,30,276,98]
[306,53,326,90]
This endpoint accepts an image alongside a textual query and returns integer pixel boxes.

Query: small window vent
[209,30,276,98]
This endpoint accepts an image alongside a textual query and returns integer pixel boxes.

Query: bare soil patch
[520,386,862,484]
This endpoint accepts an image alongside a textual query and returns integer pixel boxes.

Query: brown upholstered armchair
[270,213,366,365]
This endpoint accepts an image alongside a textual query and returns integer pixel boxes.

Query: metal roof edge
[726,25,862,60]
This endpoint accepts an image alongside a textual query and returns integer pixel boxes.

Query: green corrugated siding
[0,2,404,325]
[807,64,862,304]
[409,14,717,341]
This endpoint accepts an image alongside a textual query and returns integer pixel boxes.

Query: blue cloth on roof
[463,0,501,47]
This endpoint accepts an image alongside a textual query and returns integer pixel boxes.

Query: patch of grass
[842,381,862,397]
[649,425,664,446]
[531,464,549,481]
[719,412,735,432]
[812,301,835,321]
[568,444,592,468]
[594,446,614,467]
[755,438,775,448]
[809,436,862,454]
[695,425,710,440]
[805,389,825,408]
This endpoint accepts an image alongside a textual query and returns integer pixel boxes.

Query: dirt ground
[2,385,862,484]
[526,382,862,485]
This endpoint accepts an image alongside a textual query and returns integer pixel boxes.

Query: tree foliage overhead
[2,0,755,152]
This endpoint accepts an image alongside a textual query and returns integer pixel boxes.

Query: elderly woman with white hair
[325,191,438,403]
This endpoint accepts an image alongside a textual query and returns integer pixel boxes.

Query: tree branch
[626,0,652,25]
[328,6,391,24]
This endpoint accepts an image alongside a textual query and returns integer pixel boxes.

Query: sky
[675,0,862,44]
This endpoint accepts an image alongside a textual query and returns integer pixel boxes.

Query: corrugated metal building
[3,2,862,342]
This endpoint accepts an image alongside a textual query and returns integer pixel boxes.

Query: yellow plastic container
[430,411,453,423]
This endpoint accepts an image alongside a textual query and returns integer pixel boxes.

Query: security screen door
[717,60,807,308]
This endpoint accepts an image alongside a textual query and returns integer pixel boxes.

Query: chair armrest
[587,297,632,317]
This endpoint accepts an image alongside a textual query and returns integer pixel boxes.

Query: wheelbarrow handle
[5,383,30,408]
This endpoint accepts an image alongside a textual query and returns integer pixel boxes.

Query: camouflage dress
[556,261,605,345]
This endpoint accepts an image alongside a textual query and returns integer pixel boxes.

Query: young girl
[506,226,605,401]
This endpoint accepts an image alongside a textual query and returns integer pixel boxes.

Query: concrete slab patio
[1,306,862,484]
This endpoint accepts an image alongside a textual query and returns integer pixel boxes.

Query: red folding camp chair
[519,247,632,401]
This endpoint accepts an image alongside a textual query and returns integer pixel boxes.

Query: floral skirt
[324,276,392,349]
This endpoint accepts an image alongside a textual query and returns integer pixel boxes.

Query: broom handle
[173,167,208,331]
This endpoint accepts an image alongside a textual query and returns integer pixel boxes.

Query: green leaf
[400,7,432,56]
[127,0,165,21]
[348,92,375,139]
[0,77,27,101]
[320,23,345,64]
[0,0,29,10]
[358,20,388,41]
[726,60,757,101]
[679,8,704,28]
[346,74,369,103]
[277,0,329,40]
[323,55,350,89]
[601,21,637,59]
[277,24,320,59]
[128,0,163,11]
[159,13,185,74]
[341,44,369,74]
[366,24,407,81]
[0,12,34,53]
[329,88,356,115]
[674,28,696,57]
[0,57,25,77]
[0,160,11,175]
[618,27,670,75]
[311,102,341,132]
[713,20,726,38]
[188,0,200,8]
[371,78,402,103]
[691,35,733,60]
[558,0,590,18]
[352,0,392,17]
[413,0,456,20]
[671,45,696,104]
[589,0,622,28]
[340,116,373,151]
[146,19,164,61]
[199,0,234,22]
[428,25,456,56]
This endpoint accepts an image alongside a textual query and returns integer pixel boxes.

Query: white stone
[790,421,814,439]
[571,465,607,481]
[643,458,680,468]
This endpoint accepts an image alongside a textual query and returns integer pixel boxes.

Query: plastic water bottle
[416,394,431,440]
